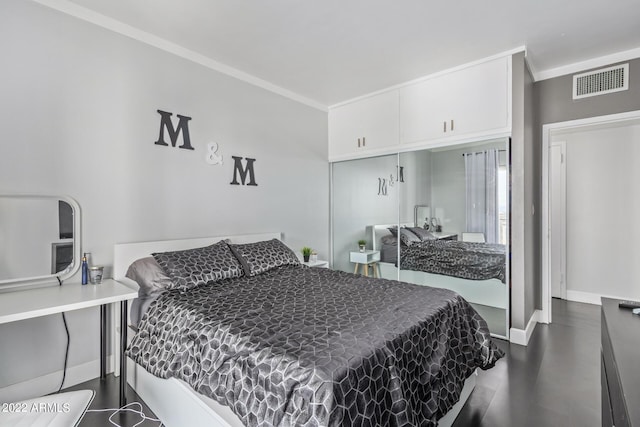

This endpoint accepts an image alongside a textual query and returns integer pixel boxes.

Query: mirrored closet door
[331,154,399,276]
[331,139,510,338]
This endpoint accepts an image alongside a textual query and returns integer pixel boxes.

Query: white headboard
[113,232,281,280]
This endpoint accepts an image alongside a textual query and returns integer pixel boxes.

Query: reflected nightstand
[350,250,381,277]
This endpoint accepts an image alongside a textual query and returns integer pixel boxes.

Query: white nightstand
[349,250,381,277]
[302,260,329,268]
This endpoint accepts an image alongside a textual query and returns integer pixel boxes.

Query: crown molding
[533,46,640,81]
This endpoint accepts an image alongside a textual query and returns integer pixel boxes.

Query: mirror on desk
[0,195,81,289]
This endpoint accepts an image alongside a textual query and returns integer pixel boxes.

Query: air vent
[573,64,628,100]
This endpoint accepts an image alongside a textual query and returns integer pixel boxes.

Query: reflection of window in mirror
[498,160,508,245]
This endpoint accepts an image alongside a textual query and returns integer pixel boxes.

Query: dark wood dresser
[601,298,640,427]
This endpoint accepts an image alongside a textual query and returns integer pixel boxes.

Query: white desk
[0,279,136,406]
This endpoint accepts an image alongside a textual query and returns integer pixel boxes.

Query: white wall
[0,0,328,396]
[0,198,61,280]
[553,123,640,300]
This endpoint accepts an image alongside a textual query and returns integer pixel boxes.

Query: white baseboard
[0,356,113,403]
[509,310,541,346]
[566,290,634,306]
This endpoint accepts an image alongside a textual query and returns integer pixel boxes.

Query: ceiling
[60,0,640,107]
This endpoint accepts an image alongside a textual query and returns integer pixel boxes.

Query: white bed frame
[368,224,507,310]
[113,232,476,427]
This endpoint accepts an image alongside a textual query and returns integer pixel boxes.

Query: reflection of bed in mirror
[367,223,508,338]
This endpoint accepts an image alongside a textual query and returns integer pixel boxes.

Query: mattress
[127,265,503,426]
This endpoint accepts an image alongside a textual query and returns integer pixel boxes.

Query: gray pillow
[407,227,435,241]
[399,228,421,246]
[152,240,244,291]
[125,257,172,298]
[228,239,300,276]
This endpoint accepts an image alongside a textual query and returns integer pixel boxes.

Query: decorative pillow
[229,239,300,276]
[399,228,421,246]
[125,256,173,297]
[152,240,244,290]
[407,227,435,241]
[387,226,398,237]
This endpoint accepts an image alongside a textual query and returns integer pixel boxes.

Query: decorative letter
[154,110,194,150]
[378,178,387,196]
[230,156,258,186]
[205,142,223,165]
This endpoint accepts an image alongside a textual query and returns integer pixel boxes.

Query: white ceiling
[59,0,640,106]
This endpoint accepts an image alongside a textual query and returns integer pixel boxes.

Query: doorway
[542,110,640,324]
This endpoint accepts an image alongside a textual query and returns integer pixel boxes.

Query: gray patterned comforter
[400,240,507,283]
[127,265,503,426]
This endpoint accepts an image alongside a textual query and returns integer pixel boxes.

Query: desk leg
[100,304,107,379]
[119,300,128,407]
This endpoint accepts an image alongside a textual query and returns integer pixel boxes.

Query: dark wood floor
[67,299,600,427]
[454,298,601,427]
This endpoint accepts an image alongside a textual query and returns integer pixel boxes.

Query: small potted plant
[301,246,312,262]
[358,239,367,252]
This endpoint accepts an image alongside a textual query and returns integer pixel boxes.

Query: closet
[329,53,517,339]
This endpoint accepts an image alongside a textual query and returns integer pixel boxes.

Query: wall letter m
[154,110,194,150]
[230,156,258,186]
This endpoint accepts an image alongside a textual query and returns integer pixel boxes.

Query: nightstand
[350,250,381,277]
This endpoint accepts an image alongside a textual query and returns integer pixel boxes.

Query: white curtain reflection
[464,149,499,243]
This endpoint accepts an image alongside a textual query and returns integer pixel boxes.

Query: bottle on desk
[81,253,88,285]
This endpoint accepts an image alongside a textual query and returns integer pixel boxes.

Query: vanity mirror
[0,195,81,290]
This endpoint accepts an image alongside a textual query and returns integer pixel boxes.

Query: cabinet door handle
[357,138,361,147]
[451,119,454,131]
[362,137,366,147]
[443,121,447,133]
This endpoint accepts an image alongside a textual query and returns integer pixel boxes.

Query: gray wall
[0,0,328,396]
[536,58,640,126]
[533,56,640,309]
[510,52,527,330]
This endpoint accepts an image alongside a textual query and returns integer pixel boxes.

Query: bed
[114,233,503,427]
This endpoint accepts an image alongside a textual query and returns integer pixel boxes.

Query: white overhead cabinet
[328,91,399,161]
[399,57,510,147]
[328,55,512,162]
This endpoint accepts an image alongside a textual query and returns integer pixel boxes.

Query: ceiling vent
[573,63,629,100]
